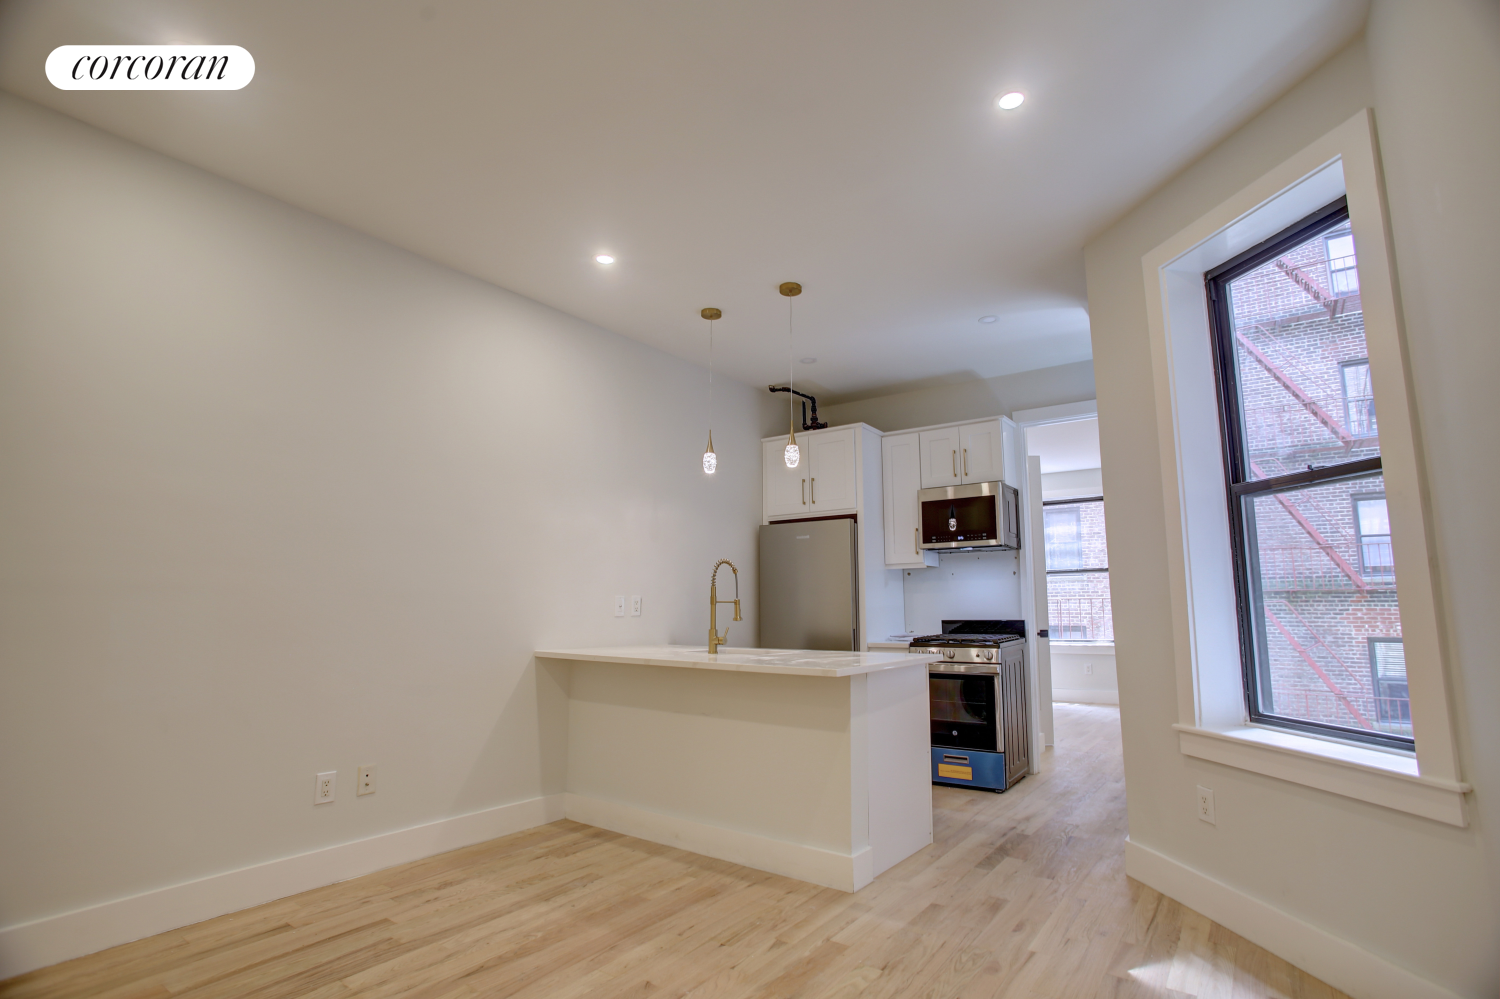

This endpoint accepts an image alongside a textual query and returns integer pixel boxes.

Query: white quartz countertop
[534,645,940,677]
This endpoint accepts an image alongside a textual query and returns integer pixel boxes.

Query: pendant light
[780,282,802,468]
[701,307,720,474]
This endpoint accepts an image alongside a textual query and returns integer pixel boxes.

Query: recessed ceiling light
[979,315,998,323]
[595,254,615,264]
[800,357,817,364]
[996,92,1024,110]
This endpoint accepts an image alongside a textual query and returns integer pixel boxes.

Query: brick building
[1225,220,1408,738]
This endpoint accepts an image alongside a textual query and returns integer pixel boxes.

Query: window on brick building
[1368,638,1409,730]
[1043,498,1112,643]
[1353,494,1394,577]
[1325,230,1359,296]
[1043,506,1082,569]
[1341,360,1376,437]
[1207,198,1411,748]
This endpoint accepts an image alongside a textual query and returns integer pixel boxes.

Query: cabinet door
[807,427,856,512]
[918,427,962,488]
[763,437,809,519]
[959,419,1005,484]
[882,433,925,565]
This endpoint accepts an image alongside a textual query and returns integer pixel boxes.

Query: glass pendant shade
[700,308,722,474]
[780,283,803,469]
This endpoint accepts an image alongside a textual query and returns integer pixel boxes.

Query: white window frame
[1141,109,1470,826]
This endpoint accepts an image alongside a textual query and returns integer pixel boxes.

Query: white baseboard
[1052,688,1120,705]
[1124,838,1461,999]
[563,792,870,892]
[0,794,565,981]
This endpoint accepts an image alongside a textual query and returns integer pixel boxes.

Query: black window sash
[1204,197,1410,750]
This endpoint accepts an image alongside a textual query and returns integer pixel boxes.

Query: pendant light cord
[788,296,794,424]
[708,317,714,435]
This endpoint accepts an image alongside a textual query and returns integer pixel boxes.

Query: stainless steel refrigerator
[759,518,859,651]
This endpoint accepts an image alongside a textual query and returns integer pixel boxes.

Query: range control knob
[984,650,995,661]
[944,649,956,659]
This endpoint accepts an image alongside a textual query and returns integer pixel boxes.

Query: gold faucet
[708,559,742,654]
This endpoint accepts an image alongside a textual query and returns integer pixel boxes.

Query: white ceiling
[0,0,1367,401]
[1027,418,1101,474]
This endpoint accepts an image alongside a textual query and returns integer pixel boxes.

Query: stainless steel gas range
[910,620,1030,792]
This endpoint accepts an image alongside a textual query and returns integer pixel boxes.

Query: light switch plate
[614,596,625,617]
[357,765,376,796]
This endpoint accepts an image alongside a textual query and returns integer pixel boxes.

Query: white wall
[1084,12,1498,997]
[0,92,765,941]
[1048,644,1117,705]
[804,360,1095,435]
[1040,468,1103,500]
[900,551,1023,637]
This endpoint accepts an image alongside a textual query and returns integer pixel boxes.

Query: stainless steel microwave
[919,481,1020,551]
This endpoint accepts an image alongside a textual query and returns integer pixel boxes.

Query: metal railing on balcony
[1047,597,1114,642]
[1269,687,1411,738]
[1255,543,1395,591]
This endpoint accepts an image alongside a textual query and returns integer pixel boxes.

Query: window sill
[1173,724,1470,826]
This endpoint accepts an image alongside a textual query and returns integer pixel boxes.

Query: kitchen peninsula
[534,646,941,892]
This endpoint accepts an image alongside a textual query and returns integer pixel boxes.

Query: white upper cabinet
[882,433,938,568]
[806,427,856,512]
[762,426,859,520]
[763,436,809,518]
[959,419,1004,483]
[918,427,962,488]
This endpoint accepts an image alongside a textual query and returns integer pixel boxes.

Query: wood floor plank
[0,705,1352,999]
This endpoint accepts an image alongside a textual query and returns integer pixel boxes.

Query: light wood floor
[1,704,1347,999]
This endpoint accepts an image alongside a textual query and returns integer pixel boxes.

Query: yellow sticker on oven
[937,763,973,780]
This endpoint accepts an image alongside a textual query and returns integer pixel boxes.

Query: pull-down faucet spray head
[709,559,741,653]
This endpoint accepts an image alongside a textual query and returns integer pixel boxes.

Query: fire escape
[1239,257,1379,730]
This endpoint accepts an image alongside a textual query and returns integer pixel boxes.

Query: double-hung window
[1325,230,1359,296]
[1043,498,1112,642]
[1206,198,1410,748]
[1341,360,1376,437]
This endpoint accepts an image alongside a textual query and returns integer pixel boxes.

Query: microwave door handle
[915,527,919,554]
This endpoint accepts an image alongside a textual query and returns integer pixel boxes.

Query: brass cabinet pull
[801,478,806,505]
[811,478,816,503]
[951,450,957,477]
[963,448,968,477]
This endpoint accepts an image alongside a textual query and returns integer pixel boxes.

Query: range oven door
[929,671,1000,752]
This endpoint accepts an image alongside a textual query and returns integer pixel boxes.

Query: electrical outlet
[314,771,337,805]
[357,765,376,796]
[1196,785,1216,825]
[631,595,642,617]
[614,595,625,617]
[1084,662,1093,675]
